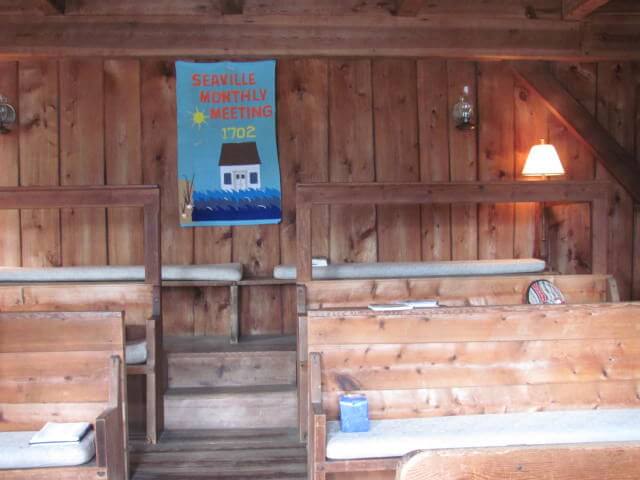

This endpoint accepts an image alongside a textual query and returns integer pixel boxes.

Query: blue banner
[176,60,281,226]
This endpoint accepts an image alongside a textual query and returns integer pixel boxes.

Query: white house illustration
[219,142,262,191]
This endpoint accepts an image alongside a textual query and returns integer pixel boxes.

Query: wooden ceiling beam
[394,0,425,16]
[510,61,640,203]
[563,0,612,20]
[0,15,638,60]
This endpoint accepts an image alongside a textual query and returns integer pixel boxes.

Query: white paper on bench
[29,422,91,445]
[273,258,546,280]
[0,263,243,282]
[126,340,148,365]
[0,430,95,469]
[326,409,640,460]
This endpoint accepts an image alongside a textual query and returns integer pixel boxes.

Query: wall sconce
[522,139,565,177]
[452,85,475,130]
[0,95,17,134]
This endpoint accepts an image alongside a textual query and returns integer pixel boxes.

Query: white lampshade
[522,140,565,176]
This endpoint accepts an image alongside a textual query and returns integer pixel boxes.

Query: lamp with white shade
[522,139,565,177]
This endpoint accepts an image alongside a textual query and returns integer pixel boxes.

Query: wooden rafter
[510,61,640,203]
[563,0,612,19]
[394,0,425,16]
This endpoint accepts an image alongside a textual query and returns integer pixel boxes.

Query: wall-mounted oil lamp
[0,95,17,134]
[452,85,475,131]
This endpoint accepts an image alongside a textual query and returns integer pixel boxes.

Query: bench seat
[326,409,640,461]
[274,258,545,280]
[0,430,96,470]
[0,263,243,283]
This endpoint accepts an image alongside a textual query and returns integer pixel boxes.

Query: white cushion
[0,430,95,469]
[274,259,546,280]
[125,340,147,365]
[326,409,640,460]
[0,263,243,283]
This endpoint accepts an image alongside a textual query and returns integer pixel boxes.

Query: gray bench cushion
[326,408,640,460]
[0,430,95,469]
[125,340,147,365]
[274,258,546,280]
[0,263,243,283]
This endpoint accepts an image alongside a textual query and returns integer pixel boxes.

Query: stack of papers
[368,299,439,311]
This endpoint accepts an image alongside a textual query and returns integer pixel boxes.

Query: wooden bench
[0,311,127,480]
[306,300,640,480]
[0,185,163,444]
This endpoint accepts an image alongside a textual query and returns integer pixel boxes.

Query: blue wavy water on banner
[176,60,281,227]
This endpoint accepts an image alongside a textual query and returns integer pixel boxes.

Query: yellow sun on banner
[191,107,207,128]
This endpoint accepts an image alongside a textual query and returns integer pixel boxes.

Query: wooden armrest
[95,407,126,480]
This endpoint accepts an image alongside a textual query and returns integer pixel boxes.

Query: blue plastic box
[339,394,369,433]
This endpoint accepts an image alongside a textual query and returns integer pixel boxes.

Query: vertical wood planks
[477,62,515,260]
[513,75,548,260]
[448,61,478,260]
[278,59,329,334]
[141,60,195,335]
[19,60,61,268]
[105,59,144,266]
[596,62,635,300]
[548,62,596,274]
[0,62,21,266]
[373,59,421,262]
[59,59,107,266]
[417,60,451,261]
[328,59,376,264]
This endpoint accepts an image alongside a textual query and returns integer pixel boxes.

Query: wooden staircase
[164,335,298,430]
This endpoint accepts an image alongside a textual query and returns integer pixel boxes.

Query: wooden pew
[0,185,163,444]
[297,272,620,441]
[0,311,127,480]
[306,300,640,480]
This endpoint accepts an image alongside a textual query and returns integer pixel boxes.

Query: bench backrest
[0,284,154,340]
[303,274,618,310]
[308,302,640,422]
[0,310,125,431]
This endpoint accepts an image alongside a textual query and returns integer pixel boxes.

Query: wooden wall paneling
[105,59,144,266]
[372,59,421,261]
[417,59,451,261]
[447,61,478,260]
[547,62,597,274]
[635,63,640,301]
[328,59,376,264]
[59,59,107,266]
[234,225,282,335]
[0,61,21,266]
[18,60,61,267]
[193,228,233,336]
[513,74,548,260]
[477,62,515,260]
[278,59,329,334]
[596,62,635,300]
[141,60,196,335]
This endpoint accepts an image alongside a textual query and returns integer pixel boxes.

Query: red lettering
[192,74,201,87]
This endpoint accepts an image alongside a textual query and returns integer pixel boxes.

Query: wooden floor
[130,429,307,480]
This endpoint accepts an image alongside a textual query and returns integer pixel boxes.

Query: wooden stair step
[164,385,298,430]
[168,349,296,388]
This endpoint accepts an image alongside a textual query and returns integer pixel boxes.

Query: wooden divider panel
[305,274,611,309]
[0,311,124,431]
